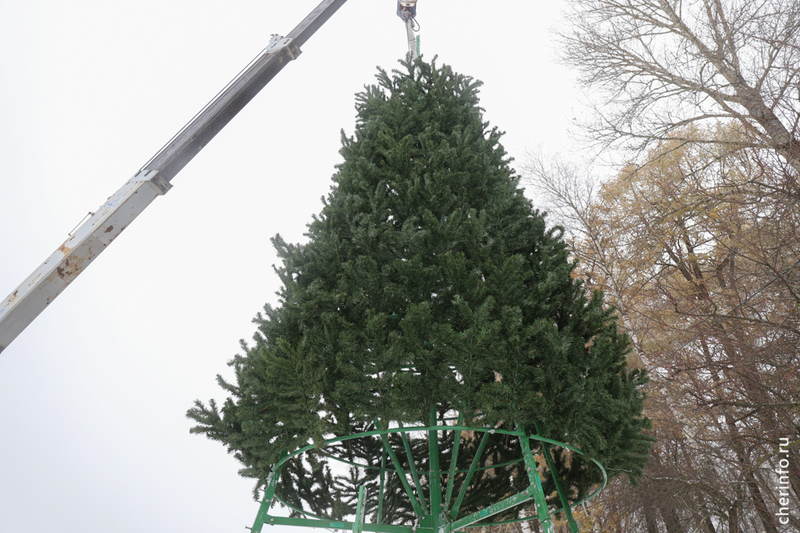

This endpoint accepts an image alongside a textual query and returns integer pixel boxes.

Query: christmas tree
[188,59,651,525]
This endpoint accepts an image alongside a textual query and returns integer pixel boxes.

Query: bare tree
[559,0,800,176]
[523,124,800,532]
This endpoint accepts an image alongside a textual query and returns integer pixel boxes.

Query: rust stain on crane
[55,258,82,280]
[6,290,19,305]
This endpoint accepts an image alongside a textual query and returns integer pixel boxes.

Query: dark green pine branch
[188,57,652,523]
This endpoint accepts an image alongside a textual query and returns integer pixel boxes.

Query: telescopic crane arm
[0,0,348,355]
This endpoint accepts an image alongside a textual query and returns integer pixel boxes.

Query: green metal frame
[250,412,606,533]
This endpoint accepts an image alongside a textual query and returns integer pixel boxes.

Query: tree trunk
[644,504,660,533]
[700,515,717,533]
[661,506,684,533]
[724,416,779,533]
[728,504,738,533]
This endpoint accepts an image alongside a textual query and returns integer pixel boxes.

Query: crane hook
[396,1,420,29]
[396,1,417,19]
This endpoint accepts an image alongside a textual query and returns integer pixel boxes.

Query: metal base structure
[250,412,607,533]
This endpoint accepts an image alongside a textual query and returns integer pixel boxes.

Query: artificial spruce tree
[188,59,652,524]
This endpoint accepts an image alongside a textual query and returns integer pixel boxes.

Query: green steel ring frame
[250,412,607,533]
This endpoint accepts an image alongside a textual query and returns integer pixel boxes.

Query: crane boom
[0,0,348,355]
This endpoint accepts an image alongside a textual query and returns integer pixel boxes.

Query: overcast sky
[0,2,579,532]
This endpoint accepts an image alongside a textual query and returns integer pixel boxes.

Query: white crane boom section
[0,0,348,355]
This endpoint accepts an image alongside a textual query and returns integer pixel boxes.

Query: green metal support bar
[399,425,429,515]
[377,447,387,524]
[261,515,434,533]
[449,430,491,519]
[381,431,425,517]
[518,425,555,533]
[446,487,534,532]
[535,422,579,532]
[428,410,443,531]
[443,413,463,513]
[354,486,367,533]
[251,463,284,533]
